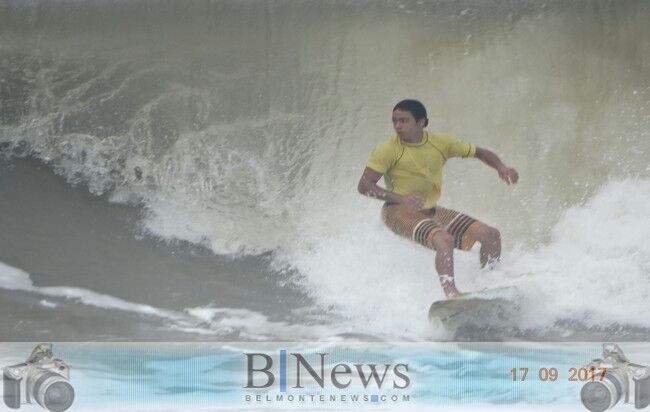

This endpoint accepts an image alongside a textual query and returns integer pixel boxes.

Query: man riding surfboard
[357,99,519,299]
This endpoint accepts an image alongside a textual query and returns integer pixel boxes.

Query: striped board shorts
[381,203,483,251]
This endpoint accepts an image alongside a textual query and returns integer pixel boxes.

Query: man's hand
[476,148,519,185]
[497,166,519,185]
[399,194,425,210]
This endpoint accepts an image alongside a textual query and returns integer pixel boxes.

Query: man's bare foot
[443,286,469,299]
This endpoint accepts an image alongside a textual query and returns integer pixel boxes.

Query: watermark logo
[581,343,650,411]
[3,343,75,412]
[243,349,411,405]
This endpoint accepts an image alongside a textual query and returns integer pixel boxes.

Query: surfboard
[428,286,518,323]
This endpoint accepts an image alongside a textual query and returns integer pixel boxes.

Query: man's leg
[430,230,463,298]
[382,204,464,298]
[433,206,500,268]
[471,225,501,268]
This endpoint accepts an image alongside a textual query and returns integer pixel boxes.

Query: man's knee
[431,230,454,252]
[474,225,501,244]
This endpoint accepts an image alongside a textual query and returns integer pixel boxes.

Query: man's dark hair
[393,99,429,127]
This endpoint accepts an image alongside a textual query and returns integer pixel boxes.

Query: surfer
[357,99,519,299]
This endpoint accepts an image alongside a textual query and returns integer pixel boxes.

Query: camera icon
[581,343,650,411]
[3,343,75,412]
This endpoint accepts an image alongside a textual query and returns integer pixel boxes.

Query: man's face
[392,109,424,139]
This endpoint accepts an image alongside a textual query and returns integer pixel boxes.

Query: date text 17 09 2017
[511,367,607,382]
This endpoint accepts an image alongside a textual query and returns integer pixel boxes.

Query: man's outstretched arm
[475,147,519,185]
[357,167,424,209]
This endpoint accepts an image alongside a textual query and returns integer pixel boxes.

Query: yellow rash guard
[366,131,476,209]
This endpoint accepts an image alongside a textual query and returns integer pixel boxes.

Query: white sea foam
[510,179,650,330]
[0,262,181,319]
[0,262,327,339]
[179,306,334,339]
[281,179,650,338]
[39,299,58,308]
[2,179,646,340]
[1,1,649,341]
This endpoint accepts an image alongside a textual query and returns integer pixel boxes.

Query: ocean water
[0,0,649,341]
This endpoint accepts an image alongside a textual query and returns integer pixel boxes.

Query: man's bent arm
[357,167,403,203]
[475,147,506,169]
[475,147,519,185]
